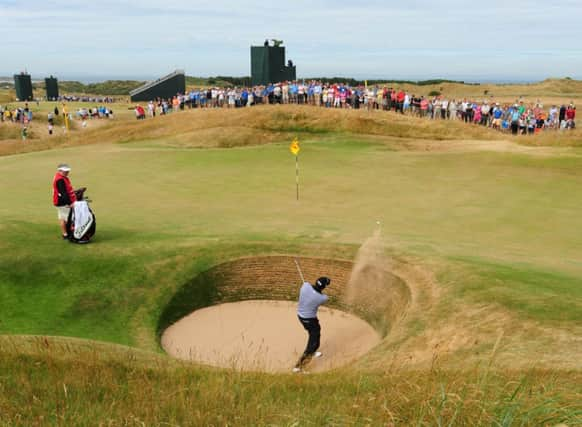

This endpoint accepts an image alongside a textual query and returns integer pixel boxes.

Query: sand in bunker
[162,300,380,373]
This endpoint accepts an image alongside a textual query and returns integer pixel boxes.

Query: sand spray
[346,223,407,335]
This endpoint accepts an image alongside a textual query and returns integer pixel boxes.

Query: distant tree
[55,80,143,95]
[215,76,251,87]
[428,90,441,97]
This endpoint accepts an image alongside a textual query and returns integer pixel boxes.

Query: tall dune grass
[0,336,580,425]
[0,89,14,103]
[517,128,582,147]
[370,78,582,103]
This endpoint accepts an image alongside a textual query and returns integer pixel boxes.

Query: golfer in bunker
[293,276,331,372]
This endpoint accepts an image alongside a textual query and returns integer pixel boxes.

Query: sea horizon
[1,72,579,85]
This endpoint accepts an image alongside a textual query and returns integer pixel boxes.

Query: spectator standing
[559,104,566,125]
[52,164,77,240]
[565,104,576,128]
[448,99,457,120]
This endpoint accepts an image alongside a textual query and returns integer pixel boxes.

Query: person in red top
[565,104,576,129]
[396,90,406,113]
[52,163,77,239]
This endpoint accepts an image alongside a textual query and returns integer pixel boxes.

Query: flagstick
[295,154,299,201]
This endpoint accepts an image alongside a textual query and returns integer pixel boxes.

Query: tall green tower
[45,76,59,100]
[13,72,33,101]
[251,40,296,85]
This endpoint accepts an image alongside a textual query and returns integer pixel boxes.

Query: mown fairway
[1,105,581,424]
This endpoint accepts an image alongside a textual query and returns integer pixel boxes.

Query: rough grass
[379,77,582,104]
[0,91,13,103]
[448,257,582,323]
[516,127,582,147]
[0,336,580,426]
[0,125,21,140]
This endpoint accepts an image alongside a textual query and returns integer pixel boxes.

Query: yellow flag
[289,138,300,155]
[62,103,70,131]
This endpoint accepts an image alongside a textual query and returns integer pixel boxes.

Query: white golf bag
[66,188,96,243]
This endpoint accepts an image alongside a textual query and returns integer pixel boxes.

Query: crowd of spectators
[1,103,33,124]
[135,81,576,134]
[0,102,116,137]
[75,105,114,120]
[2,81,577,138]
[58,95,117,103]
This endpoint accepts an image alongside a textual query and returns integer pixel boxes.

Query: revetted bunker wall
[158,256,410,340]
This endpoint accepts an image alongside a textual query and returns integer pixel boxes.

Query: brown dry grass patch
[0,89,14,103]
[515,128,582,147]
[3,104,581,157]
[0,105,507,156]
[385,78,582,104]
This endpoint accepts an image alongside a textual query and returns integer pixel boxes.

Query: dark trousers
[296,316,320,367]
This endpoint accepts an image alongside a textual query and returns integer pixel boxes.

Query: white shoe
[314,351,323,358]
[292,367,301,373]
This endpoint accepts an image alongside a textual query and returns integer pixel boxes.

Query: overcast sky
[1,0,581,82]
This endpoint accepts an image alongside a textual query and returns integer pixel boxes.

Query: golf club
[294,258,305,283]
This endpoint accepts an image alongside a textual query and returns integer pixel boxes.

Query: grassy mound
[0,104,504,157]
[3,102,582,159]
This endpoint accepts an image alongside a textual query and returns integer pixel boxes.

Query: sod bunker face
[159,256,411,373]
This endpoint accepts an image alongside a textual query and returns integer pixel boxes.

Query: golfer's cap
[57,163,71,172]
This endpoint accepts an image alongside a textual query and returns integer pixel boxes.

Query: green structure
[251,40,296,85]
[45,76,59,100]
[129,70,186,102]
[13,72,33,101]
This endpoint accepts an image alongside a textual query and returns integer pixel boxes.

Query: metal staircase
[129,70,185,98]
